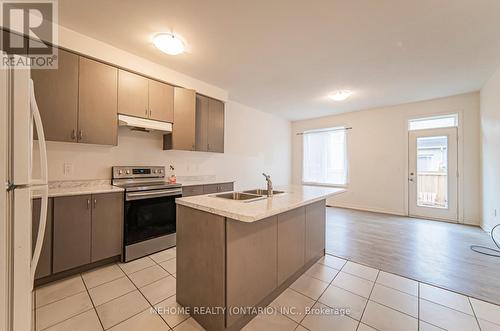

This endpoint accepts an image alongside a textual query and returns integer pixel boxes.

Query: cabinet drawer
[182,185,204,197]
[218,182,234,192]
[203,184,219,194]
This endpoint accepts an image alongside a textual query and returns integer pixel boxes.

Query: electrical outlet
[63,163,73,176]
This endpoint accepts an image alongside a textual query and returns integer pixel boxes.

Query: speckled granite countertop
[32,180,124,198]
[175,185,345,222]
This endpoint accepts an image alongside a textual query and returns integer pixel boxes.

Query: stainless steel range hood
[118,114,172,133]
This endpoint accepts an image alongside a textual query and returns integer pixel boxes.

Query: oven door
[124,188,181,246]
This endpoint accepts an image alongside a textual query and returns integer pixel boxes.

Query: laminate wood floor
[326,207,500,305]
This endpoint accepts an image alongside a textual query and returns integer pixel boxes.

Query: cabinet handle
[145,107,148,116]
[78,130,83,140]
[149,109,152,117]
[192,144,195,151]
[93,198,97,208]
[71,129,76,140]
[207,143,210,151]
[86,198,90,209]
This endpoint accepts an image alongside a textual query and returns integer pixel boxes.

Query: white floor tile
[419,321,446,331]
[361,300,417,331]
[269,288,315,323]
[376,271,418,296]
[369,284,418,317]
[128,265,169,288]
[478,319,500,331]
[173,317,205,330]
[36,275,86,308]
[82,264,125,289]
[242,312,297,331]
[150,248,176,264]
[301,302,358,331]
[95,290,150,329]
[357,323,377,331]
[160,258,177,274]
[290,274,329,300]
[36,291,93,331]
[317,255,346,270]
[44,309,102,331]
[419,299,480,331]
[88,276,135,306]
[140,276,176,305]
[305,263,339,283]
[341,262,378,282]
[318,285,367,321]
[419,283,473,315]
[331,272,374,298]
[153,295,190,328]
[108,308,169,331]
[118,256,155,274]
[295,326,309,331]
[470,297,500,325]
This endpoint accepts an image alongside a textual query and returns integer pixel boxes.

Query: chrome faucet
[262,173,273,197]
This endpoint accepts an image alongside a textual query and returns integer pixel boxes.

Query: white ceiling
[58,0,500,120]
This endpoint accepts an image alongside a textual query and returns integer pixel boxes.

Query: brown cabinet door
[171,87,196,150]
[305,200,326,262]
[53,195,92,273]
[195,94,209,151]
[32,198,53,279]
[277,207,306,284]
[91,193,123,262]
[31,49,79,142]
[148,79,174,122]
[226,216,277,327]
[118,70,149,118]
[78,57,118,145]
[208,98,225,153]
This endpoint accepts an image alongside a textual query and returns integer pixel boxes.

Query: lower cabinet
[305,200,326,261]
[53,192,123,273]
[32,198,53,279]
[277,207,306,284]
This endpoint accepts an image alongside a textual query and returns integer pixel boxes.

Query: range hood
[118,114,172,133]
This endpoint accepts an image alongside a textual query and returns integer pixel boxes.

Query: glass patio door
[408,127,458,222]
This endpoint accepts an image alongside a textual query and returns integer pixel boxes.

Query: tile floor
[34,249,500,331]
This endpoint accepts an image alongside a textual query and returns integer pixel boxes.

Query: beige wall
[32,25,291,190]
[480,67,500,232]
[292,93,481,225]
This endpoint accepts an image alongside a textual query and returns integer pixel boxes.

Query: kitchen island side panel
[176,205,226,330]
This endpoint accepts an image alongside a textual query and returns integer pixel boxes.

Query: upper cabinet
[164,88,197,151]
[78,57,118,145]
[117,70,149,119]
[149,79,174,122]
[194,94,225,153]
[118,69,174,123]
[31,49,79,143]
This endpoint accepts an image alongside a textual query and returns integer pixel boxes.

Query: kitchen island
[175,185,345,331]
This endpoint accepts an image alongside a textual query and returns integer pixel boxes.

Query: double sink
[214,189,284,202]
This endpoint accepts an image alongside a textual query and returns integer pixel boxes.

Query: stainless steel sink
[243,189,285,196]
[214,192,263,201]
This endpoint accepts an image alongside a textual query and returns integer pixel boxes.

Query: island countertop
[175,184,345,222]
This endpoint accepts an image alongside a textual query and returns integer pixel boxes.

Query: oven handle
[126,188,182,201]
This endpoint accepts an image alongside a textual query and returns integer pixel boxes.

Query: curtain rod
[296,127,353,135]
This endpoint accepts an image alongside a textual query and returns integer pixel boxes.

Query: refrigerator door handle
[30,186,48,286]
[28,79,48,186]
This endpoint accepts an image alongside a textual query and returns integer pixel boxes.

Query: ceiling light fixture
[153,33,185,55]
[328,90,353,101]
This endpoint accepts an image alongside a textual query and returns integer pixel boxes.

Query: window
[408,114,458,131]
[302,127,347,186]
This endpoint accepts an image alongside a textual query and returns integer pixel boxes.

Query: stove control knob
[118,170,123,175]
[153,169,158,174]
[126,170,131,174]
[158,169,163,174]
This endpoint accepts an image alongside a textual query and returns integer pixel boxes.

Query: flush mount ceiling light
[328,90,353,101]
[153,33,185,55]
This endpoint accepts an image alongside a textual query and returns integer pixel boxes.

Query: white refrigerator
[1,56,49,331]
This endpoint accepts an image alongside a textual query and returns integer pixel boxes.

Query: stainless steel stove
[112,166,181,262]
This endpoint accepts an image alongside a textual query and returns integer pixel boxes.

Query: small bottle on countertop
[168,165,176,184]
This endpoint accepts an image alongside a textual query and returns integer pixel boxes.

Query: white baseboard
[327,202,406,217]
